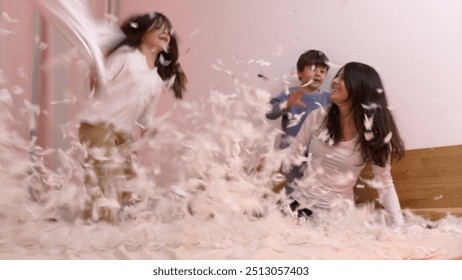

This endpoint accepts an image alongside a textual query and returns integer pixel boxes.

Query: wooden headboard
[355,145,462,220]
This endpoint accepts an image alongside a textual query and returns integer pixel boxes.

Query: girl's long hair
[323,62,404,166]
[107,12,187,99]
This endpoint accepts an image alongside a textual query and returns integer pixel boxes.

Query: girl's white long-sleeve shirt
[287,108,404,226]
[79,46,163,136]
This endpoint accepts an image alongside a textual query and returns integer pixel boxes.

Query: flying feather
[364,113,374,131]
[29,0,124,88]
[383,131,393,144]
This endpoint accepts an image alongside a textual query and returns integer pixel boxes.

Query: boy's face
[298,64,328,91]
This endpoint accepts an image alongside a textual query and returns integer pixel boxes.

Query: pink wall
[0,0,35,138]
[0,0,110,167]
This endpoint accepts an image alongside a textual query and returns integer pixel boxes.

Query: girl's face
[330,68,349,105]
[142,23,171,53]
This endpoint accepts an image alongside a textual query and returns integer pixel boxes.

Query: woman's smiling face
[330,68,349,105]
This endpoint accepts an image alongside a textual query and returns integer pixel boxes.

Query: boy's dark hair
[296,50,329,73]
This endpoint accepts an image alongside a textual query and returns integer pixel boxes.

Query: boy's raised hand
[287,88,306,108]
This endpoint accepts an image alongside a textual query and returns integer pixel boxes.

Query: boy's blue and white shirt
[266,87,330,149]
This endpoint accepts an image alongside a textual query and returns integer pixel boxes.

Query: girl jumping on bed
[78,12,187,222]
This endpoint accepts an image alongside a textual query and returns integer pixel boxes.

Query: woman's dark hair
[322,62,405,166]
[107,12,187,99]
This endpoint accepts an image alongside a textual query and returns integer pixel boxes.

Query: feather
[383,131,393,144]
[11,85,24,95]
[364,132,374,141]
[314,102,327,115]
[190,26,205,39]
[326,61,343,69]
[159,54,172,66]
[362,103,380,110]
[364,113,374,131]
[0,69,6,84]
[29,0,124,87]
[0,88,13,106]
[1,11,18,23]
[300,79,313,88]
[211,64,222,72]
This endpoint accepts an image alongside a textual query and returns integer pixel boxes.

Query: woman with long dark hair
[285,62,405,226]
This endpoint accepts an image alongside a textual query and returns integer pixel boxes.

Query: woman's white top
[79,46,163,136]
[287,108,404,226]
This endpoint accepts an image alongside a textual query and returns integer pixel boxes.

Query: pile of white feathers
[1,76,462,260]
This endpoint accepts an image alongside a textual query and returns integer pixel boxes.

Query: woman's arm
[372,163,405,226]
